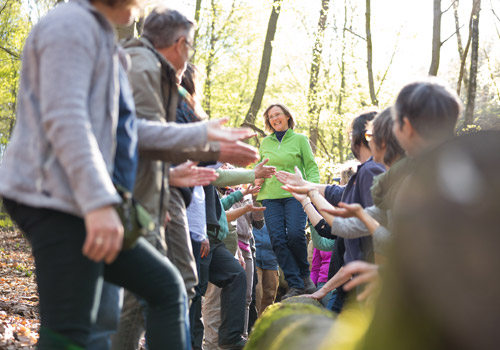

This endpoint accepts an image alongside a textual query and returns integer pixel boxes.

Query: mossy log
[245,296,336,350]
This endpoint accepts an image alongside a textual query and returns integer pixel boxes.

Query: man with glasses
[111,6,253,350]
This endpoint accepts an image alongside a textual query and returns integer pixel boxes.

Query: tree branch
[442,0,458,14]
[376,41,398,97]
[317,133,334,160]
[240,121,267,138]
[441,25,463,46]
[0,1,10,16]
[0,46,20,60]
[344,27,366,41]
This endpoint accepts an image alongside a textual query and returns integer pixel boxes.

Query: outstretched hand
[242,184,261,196]
[289,191,308,204]
[281,184,315,195]
[322,202,364,218]
[218,141,259,167]
[342,261,380,302]
[169,161,219,187]
[243,203,266,213]
[275,166,306,186]
[303,288,327,300]
[254,158,276,179]
[207,118,256,142]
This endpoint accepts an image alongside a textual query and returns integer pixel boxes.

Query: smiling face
[267,106,290,133]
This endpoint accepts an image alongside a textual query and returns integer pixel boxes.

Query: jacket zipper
[276,129,289,150]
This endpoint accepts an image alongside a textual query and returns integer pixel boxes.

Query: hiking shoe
[219,338,247,349]
[303,276,317,294]
[281,287,305,300]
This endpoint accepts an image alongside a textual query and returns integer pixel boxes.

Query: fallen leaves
[0,229,39,349]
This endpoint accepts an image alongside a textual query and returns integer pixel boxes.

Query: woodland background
[0,1,499,347]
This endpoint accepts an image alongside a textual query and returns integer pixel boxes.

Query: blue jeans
[262,198,309,289]
[88,282,123,350]
[4,199,188,350]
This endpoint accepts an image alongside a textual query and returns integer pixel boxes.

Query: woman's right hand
[83,206,124,264]
[276,166,307,186]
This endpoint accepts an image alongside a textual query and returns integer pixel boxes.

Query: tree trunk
[366,0,378,105]
[243,0,281,130]
[204,0,217,119]
[193,0,203,49]
[453,0,469,95]
[337,2,349,164]
[428,0,441,76]
[308,0,330,154]
[464,0,481,127]
[457,0,479,96]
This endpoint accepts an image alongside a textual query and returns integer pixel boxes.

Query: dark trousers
[262,197,309,289]
[4,199,188,350]
[189,238,203,348]
[247,257,258,333]
[192,241,246,348]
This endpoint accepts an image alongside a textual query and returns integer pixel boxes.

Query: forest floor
[0,229,149,350]
[0,229,38,349]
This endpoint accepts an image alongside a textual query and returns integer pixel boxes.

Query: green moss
[246,302,335,350]
[269,315,335,350]
[280,295,324,308]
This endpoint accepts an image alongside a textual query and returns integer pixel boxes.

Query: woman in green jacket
[257,103,320,299]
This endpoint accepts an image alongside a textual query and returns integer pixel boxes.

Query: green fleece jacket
[257,129,320,201]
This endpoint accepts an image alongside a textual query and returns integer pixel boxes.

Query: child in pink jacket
[310,248,333,307]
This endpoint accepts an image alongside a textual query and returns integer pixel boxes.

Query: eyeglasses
[184,40,196,59]
[268,112,284,120]
[176,37,196,60]
[365,130,373,142]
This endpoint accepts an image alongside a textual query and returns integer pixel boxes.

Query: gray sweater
[0,0,210,217]
[331,205,391,255]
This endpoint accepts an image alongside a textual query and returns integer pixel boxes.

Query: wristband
[303,201,313,210]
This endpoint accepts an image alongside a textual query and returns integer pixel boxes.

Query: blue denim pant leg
[88,282,123,350]
[283,197,310,278]
[262,199,304,289]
